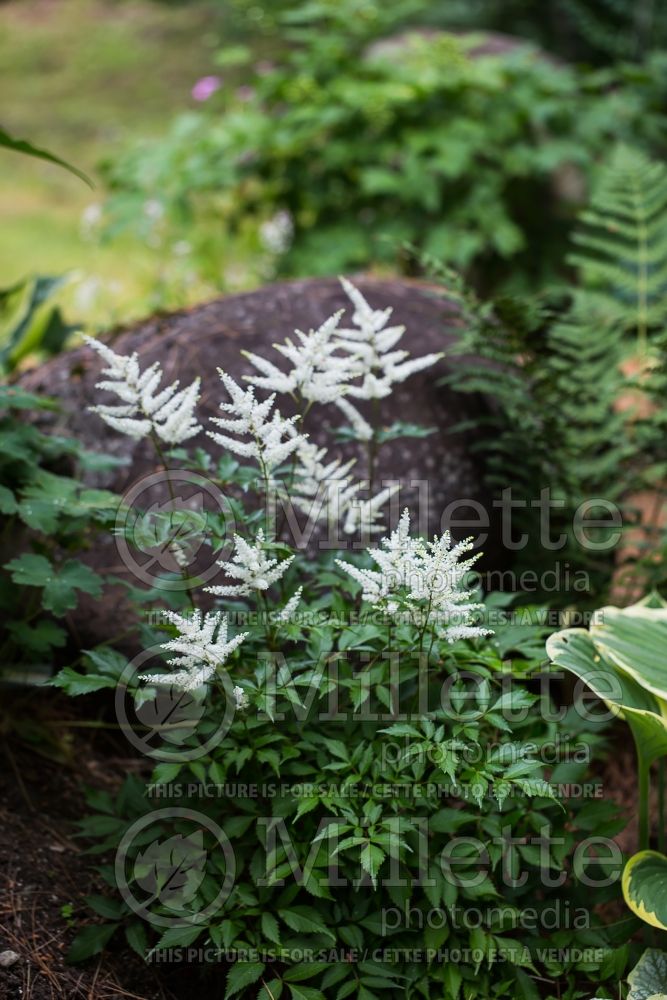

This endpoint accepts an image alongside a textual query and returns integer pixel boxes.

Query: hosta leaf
[627,948,667,1000]
[546,628,667,766]
[623,852,667,931]
[546,628,659,714]
[591,604,667,702]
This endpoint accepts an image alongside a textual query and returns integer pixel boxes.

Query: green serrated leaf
[225,961,266,999]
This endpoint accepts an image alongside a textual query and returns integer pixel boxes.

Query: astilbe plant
[56,281,637,999]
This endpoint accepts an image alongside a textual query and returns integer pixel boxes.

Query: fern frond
[442,273,633,602]
[569,145,667,349]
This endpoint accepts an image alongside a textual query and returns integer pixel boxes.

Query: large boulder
[19,277,498,644]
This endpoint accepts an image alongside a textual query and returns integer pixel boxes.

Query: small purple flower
[191,76,222,102]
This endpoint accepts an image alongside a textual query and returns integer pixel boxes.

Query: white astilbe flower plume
[243,311,360,404]
[342,484,400,536]
[205,528,294,597]
[291,440,396,535]
[139,610,248,691]
[337,508,416,607]
[335,397,374,443]
[275,586,303,623]
[333,278,443,435]
[84,336,201,444]
[233,685,250,711]
[336,509,491,642]
[292,440,359,526]
[208,370,306,477]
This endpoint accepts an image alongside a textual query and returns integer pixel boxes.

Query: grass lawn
[0,0,223,329]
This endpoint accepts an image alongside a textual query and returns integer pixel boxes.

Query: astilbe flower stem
[149,429,197,609]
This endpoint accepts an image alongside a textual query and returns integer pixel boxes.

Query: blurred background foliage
[1,0,666,343]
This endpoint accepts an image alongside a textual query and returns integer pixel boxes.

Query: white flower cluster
[291,440,397,535]
[291,441,356,523]
[243,311,359,405]
[205,528,293,597]
[239,280,442,444]
[333,278,443,436]
[208,370,305,479]
[140,610,248,691]
[274,586,303,622]
[205,530,303,620]
[85,279,440,455]
[338,278,444,396]
[233,685,250,711]
[337,509,491,643]
[84,336,201,444]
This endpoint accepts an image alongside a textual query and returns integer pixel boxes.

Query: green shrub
[225,0,667,64]
[0,385,120,681]
[100,1,667,295]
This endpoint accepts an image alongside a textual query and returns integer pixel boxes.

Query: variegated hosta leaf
[622,852,667,932]
[626,947,667,999]
[591,603,667,704]
[545,628,667,766]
